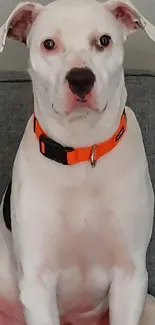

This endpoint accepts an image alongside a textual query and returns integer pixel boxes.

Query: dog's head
[0,0,155,130]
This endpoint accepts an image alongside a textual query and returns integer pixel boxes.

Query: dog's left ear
[105,0,155,41]
[0,2,43,53]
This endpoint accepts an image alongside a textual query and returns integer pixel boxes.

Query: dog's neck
[30,71,127,148]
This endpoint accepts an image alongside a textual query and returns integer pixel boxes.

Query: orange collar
[34,110,127,167]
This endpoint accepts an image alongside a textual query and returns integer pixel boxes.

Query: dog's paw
[0,296,25,325]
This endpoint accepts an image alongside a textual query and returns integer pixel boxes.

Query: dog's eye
[99,35,111,48]
[43,39,55,51]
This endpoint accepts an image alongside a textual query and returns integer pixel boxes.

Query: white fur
[0,1,155,325]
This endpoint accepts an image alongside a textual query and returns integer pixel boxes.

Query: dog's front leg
[18,267,60,325]
[11,170,61,325]
[19,271,59,325]
[109,267,147,325]
[12,212,60,325]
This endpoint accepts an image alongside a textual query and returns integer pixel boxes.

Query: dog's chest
[41,176,132,315]
[50,177,130,265]
[49,181,109,314]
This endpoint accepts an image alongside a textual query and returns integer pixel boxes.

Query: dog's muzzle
[66,67,96,98]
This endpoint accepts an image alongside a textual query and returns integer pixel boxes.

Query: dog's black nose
[66,67,96,97]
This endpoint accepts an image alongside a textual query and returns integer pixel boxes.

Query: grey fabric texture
[0,70,155,295]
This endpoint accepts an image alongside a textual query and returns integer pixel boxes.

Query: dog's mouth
[52,101,108,118]
[52,84,108,116]
[76,98,87,103]
[73,96,95,110]
[65,92,101,114]
[75,97,95,109]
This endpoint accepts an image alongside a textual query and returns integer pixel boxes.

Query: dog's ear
[105,0,155,41]
[0,2,43,52]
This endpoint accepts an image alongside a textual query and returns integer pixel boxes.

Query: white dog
[0,1,155,325]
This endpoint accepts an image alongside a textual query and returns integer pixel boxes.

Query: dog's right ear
[0,2,43,53]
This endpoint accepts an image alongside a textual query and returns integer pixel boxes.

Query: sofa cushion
[0,70,155,295]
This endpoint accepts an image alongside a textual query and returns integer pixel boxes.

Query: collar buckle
[39,134,73,165]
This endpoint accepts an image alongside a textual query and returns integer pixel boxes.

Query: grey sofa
[0,70,155,296]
